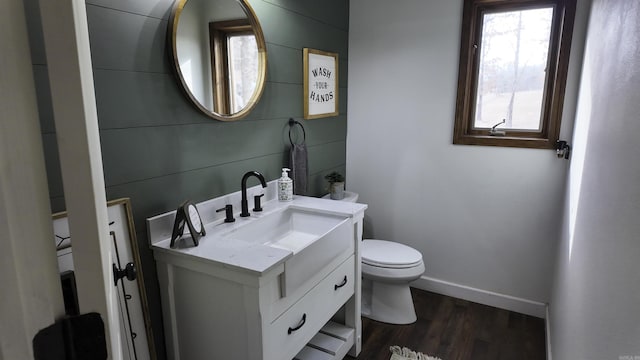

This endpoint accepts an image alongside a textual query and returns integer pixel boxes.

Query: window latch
[556,140,571,160]
[489,119,506,136]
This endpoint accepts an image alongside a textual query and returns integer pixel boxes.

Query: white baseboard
[412,275,547,318]
[546,306,552,360]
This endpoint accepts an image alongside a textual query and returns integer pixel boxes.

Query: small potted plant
[324,171,345,200]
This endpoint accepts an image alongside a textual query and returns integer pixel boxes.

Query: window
[209,20,259,114]
[453,0,576,148]
[227,34,258,113]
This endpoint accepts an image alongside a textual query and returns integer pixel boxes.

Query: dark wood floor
[353,288,546,360]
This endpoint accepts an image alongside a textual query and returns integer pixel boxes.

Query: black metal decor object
[288,117,310,195]
[288,118,306,146]
[170,201,206,248]
[556,140,572,160]
[113,262,137,285]
[111,230,139,360]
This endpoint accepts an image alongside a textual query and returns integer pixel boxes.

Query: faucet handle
[253,194,265,212]
[216,205,235,223]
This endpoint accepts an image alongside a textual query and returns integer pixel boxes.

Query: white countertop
[148,183,367,276]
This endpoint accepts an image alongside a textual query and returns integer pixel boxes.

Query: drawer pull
[334,275,348,290]
[287,313,306,334]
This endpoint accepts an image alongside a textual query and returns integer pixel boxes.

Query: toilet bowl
[323,191,425,324]
[361,239,424,324]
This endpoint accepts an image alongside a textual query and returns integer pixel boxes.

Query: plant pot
[329,182,345,200]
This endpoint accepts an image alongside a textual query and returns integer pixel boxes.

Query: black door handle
[113,262,136,286]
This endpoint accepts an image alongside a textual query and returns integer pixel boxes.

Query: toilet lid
[361,239,423,268]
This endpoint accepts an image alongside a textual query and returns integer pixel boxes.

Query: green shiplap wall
[26,0,349,358]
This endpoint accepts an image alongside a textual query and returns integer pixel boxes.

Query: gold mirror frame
[168,0,267,121]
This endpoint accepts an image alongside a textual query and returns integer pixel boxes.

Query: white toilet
[324,191,426,324]
[361,239,425,324]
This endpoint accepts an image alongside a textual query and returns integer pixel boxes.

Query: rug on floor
[389,346,443,360]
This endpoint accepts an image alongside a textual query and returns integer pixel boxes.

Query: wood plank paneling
[262,0,349,30]
[86,5,169,73]
[87,0,174,20]
[99,121,285,186]
[247,82,305,119]
[267,43,304,84]
[268,44,349,87]
[94,70,202,128]
[250,0,348,56]
[105,153,287,225]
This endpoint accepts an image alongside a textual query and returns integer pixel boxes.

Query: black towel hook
[288,118,306,146]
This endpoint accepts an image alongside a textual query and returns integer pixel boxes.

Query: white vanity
[147,181,367,360]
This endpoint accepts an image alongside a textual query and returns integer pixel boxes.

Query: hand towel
[289,143,308,195]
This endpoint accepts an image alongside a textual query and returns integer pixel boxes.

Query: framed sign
[303,48,338,119]
[53,198,157,360]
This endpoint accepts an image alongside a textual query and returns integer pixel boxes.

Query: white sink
[222,207,352,294]
[223,208,346,253]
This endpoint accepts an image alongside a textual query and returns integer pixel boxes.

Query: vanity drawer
[263,255,355,360]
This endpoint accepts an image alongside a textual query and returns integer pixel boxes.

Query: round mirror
[169,0,267,121]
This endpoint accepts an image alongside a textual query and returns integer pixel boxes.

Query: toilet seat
[362,239,423,269]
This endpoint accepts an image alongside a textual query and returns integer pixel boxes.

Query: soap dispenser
[278,168,293,201]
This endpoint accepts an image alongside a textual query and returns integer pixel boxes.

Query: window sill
[453,134,556,149]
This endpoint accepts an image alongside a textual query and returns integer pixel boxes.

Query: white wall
[176,0,211,108]
[347,0,588,308]
[549,0,640,358]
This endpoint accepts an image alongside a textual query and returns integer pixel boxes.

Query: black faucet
[240,171,267,217]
